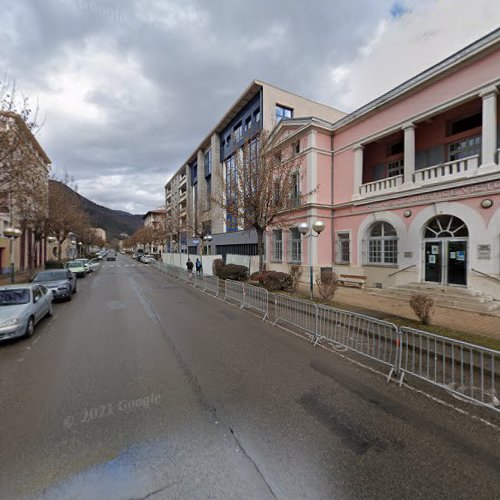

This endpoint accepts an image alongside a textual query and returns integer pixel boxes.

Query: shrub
[315,271,338,301]
[45,259,64,269]
[212,258,225,278]
[409,293,435,325]
[256,270,293,291]
[289,265,303,294]
[249,271,261,281]
[218,264,249,281]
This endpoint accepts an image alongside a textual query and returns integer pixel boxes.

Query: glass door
[447,240,467,286]
[424,241,442,283]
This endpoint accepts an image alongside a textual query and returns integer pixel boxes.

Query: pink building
[266,28,500,300]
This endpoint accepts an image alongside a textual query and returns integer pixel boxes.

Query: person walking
[186,258,194,279]
[195,258,202,276]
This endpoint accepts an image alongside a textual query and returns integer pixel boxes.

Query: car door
[89,259,100,272]
[32,286,44,322]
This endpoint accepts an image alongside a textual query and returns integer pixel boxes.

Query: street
[1,255,500,499]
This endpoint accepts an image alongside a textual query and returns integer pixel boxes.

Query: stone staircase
[368,282,500,315]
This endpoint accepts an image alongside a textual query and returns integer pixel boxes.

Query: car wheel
[73,285,77,294]
[25,317,35,338]
[46,304,53,318]
[67,292,73,301]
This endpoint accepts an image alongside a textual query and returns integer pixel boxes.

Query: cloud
[322,0,500,111]
[1,0,498,214]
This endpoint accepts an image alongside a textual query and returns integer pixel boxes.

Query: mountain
[50,180,143,241]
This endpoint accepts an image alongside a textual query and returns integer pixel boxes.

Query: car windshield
[67,262,82,268]
[34,271,68,282]
[0,289,30,305]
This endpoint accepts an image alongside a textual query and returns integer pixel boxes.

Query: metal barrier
[242,283,269,320]
[273,294,318,341]
[149,263,500,413]
[204,276,220,297]
[193,273,205,290]
[317,305,399,369]
[224,280,245,305]
[399,327,500,412]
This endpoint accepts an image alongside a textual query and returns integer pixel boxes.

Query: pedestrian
[186,258,194,279]
[195,258,202,276]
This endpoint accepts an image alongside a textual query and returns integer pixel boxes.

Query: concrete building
[164,80,345,258]
[264,28,500,302]
[0,111,51,274]
[143,207,166,256]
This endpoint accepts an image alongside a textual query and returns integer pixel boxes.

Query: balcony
[358,155,487,198]
[413,155,478,184]
[360,175,403,196]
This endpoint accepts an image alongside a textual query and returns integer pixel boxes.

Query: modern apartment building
[164,80,345,257]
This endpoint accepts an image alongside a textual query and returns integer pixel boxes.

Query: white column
[353,145,364,198]
[403,123,415,185]
[480,86,498,168]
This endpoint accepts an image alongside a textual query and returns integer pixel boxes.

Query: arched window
[368,222,398,264]
[424,215,468,238]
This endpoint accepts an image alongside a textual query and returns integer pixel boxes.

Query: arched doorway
[423,215,468,286]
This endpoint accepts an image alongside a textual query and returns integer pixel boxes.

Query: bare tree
[46,180,88,261]
[212,130,316,272]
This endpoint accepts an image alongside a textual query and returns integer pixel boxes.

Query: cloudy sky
[1,0,499,214]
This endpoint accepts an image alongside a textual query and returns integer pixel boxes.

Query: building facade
[164,80,345,258]
[331,29,500,297]
[0,111,51,274]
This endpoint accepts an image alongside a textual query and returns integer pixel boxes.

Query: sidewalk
[0,268,41,286]
[324,286,500,341]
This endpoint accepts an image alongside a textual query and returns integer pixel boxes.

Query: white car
[0,284,53,341]
[88,258,101,272]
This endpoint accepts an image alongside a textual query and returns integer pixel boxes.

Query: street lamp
[78,241,83,257]
[3,226,23,284]
[298,220,325,300]
[203,234,212,255]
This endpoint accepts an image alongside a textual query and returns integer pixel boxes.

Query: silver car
[32,269,77,301]
[0,284,53,341]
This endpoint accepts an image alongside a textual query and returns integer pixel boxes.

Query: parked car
[0,284,53,341]
[85,258,100,272]
[73,259,91,274]
[65,260,88,277]
[143,255,156,264]
[32,269,77,301]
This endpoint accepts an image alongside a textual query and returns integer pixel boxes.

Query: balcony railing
[359,175,403,196]
[413,154,478,184]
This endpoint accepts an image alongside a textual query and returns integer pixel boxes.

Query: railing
[151,263,500,413]
[471,268,500,284]
[388,264,416,278]
[399,327,499,409]
[413,155,479,184]
[204,276,220,297]
[359,174,403,196]
[316,305,400,368]
[224,280,245,305]
[242,283,269,320]
[274,294,318,341]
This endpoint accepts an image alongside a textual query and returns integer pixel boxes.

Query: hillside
[49,180,143,240]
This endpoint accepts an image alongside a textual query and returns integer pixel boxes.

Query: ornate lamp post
[3,226,23,284]
[78,242,83,258]
[298,220,325,300]
[203,234,212,256]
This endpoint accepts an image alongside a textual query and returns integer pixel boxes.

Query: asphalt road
[1,255,500,499]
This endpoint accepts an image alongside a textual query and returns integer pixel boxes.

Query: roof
[165,79,345,187]
[332,27,500,131]
[142,207,166,219]
[0,111,51,164]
